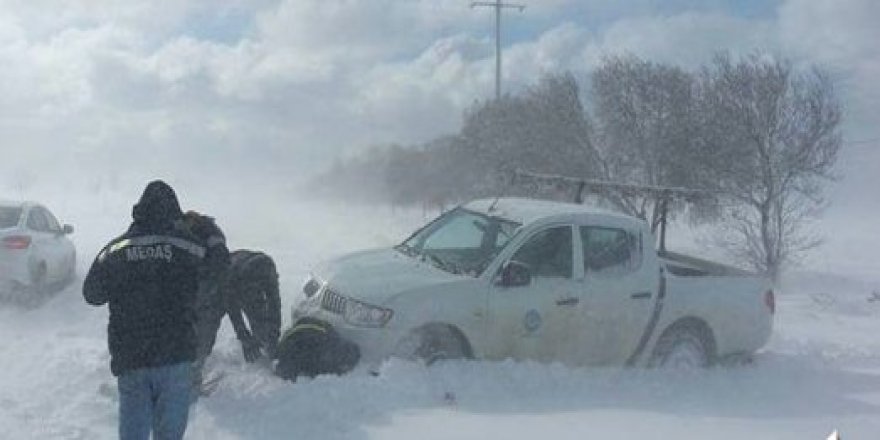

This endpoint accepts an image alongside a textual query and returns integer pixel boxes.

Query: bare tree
[460,73,600,193]
[591,55,707,231]
[700,53,842,281]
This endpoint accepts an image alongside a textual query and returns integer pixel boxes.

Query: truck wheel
[650,325,712,369]
[397,325,468,366]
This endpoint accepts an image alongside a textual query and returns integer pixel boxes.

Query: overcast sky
[1,1,877,231]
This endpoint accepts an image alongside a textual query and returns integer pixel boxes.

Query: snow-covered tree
[699,53,842,281]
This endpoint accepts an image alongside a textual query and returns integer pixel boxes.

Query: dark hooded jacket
[183,211,230,280]
[225,250,281,352]
[83,181,206,376]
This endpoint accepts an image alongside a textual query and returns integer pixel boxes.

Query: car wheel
[29,263,48,295]
[6,265,47,309]
[649,325,711,369]
[396,325,468,366]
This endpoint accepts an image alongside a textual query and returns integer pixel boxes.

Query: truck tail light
[2,235,32,249]
[764,289,775,315]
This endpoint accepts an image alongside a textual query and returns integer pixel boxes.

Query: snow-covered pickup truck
[293,198,774,368]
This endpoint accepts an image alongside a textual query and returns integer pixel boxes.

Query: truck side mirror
[62,224,74,235]
[499,261,531,287]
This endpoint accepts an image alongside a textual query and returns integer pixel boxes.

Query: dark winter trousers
[241,301,280,356]
[191,280,225,387]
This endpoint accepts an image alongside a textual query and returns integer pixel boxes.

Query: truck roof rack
[512,169,724,255]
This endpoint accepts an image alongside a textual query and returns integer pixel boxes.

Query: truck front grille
[321,288,347,315]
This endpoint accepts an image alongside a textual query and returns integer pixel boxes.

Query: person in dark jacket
[183,211,230,388]
[225,250,281,362]
[274,318,360,381]
[83,180,206,440]
[189,245,281,364]
[184,213,279,367]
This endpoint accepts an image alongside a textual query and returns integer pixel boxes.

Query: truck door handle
[630,292,652,300]
[556,297,579,307]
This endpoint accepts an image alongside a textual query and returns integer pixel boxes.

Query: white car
[293,198,774,368]
[0,201,76,299]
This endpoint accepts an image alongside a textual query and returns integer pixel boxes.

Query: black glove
[241,336,262,363]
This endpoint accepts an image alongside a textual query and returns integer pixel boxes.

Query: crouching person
[225,250,282,362]
[274,318,360,381]
[83,181,205,440]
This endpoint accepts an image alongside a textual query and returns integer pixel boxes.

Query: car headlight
[343,298,393,328]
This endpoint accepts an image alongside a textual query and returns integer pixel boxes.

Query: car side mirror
[62,224,74,235]
[499,261,531,287]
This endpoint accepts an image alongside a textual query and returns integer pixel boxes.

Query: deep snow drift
[1,187,878,440]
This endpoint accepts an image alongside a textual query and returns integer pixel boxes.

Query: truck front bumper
[292,298,404,368]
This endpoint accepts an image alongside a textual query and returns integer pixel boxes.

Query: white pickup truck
[293,198,774,368]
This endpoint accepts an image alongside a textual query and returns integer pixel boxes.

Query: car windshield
[0,207,22,229]
[397,207,520,276]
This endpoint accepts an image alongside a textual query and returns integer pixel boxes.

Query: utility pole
[471,0,525,100]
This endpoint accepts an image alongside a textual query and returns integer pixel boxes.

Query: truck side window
[580,226,640,275]
[511,226,572,278]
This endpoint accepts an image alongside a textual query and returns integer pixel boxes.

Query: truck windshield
[397,208,520,276]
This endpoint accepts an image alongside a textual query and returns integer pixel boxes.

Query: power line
[471,0,525,100]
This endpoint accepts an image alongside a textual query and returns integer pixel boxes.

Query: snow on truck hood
[313,248,461,305]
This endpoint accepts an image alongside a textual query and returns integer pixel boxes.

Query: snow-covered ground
[1,186,879,440]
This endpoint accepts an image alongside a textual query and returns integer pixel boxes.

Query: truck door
[486,225,583,364]
[575,225,656,365]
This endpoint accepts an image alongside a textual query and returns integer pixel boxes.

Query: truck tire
[649,322,713,369]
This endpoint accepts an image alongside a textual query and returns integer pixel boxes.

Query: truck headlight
[302,274,323,298]
[343,298,393,328]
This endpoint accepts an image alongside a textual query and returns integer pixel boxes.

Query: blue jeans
[117,362,192,440]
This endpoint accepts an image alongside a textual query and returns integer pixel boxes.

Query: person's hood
[131,180,183,231]
[313,248,464,306]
